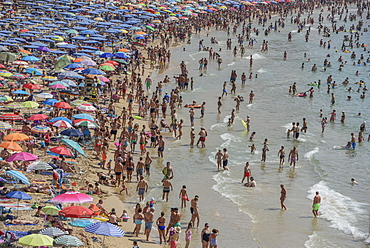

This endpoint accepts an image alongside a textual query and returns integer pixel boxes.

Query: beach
[0,0,369,247]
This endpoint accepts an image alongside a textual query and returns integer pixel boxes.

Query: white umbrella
[39,227,66,237]
[52,120,73,128]
[26,161,53,172]
[36,93,54,99]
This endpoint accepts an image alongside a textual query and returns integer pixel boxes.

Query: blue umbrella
[6,191,32,200]
[85,222,125,237]
[60,129,83,137]
[43,99,59,106]
[64,63,83,69]
[5,170,30,185]
[61,139,85,157]
[73,113,94,121]
[100,53,113,58]
[22,56,40,62]
[81,68,105,75]
[49,117,72,124]
[13,90,30,95]
[25,68,42,75]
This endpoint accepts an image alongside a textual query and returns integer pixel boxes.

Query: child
[88,184,94,194]
[110,175,116,186]
[179,185,188,208]
[107,159,112,176]
[248,144,256,153]
[119,176,128,194]
[249,132,256,141]
[35,206,43,217]
[120,209,130,222]
[210,229,219,248]
[132,241,140,248]
[185,222,193,248]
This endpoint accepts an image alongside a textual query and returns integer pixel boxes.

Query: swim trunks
[352,142,356,149]
[138,188,145,196]
[174,222,181,227]
[158,226,166,231]
[313,203,320,211]
[158,147,164,152]
[200,137,206,142]
[145,222,153,230]
[115,172,122,176]
[163,187,170,193]
[137,168,143,175]
[223,159,228,167]
[244,172,251,177]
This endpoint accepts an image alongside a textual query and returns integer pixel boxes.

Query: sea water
[140,5,370,248]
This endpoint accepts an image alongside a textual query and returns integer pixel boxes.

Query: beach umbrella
[54,101,71,109]
[3,133,29,141]
[0,52,16,62]
[60,129,83,137]
[10,73,28,80]
[61,139,85,157]
[22,101,39,108]
[3,132,29,141]
[0,95,13,102]
[5,191,32,217]
[50,191,93,204]
[41,206,60,216]
[36,93,54,99]
[85,222,125,237]
[0,114,23,121]
[70,100,90,106]
[76,104,96,112]
[31,125,50,133]
[74,120,98,129]
[54,235,83,247]
[7,152,39,162]
[28,114,49,121]
[18,234,54,247]
[52,120,73,128]
[81,68,105,75]
[49,84,67,89]
[59,206,94,218]
[39,227,66,237]
[12,90,30,95]
[5,170,30,185]
[49,117,72,124]
[25,68,42,75]
[5,102,24,109]
[49,146,73,156]
[80,60,97,66]
[22,56,40,62]
[0,121,11,129]
[27,161,53,172]
[43,99,59,106]
[99,65,115,71]
[72,113,94,121]
[0,142,23,151]
[23,82,41,90]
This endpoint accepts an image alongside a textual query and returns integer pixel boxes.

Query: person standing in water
[288,146,298,167]
[280,184,287,210]
[241,162,251,183]
[278,146,285,166]
[312,191,321,217]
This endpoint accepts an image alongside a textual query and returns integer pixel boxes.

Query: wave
[304,147,319,160]
[307,181,368,240]
[244,53,265,60]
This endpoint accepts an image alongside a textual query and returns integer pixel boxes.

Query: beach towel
[4,223,38,226]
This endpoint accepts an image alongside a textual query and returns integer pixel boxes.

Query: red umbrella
[28,114,49,121]
[0,114,23,121]
[54,102,71,109]
[23,83,41,90]
[73,119,95,124]
[59,206,94,218]
[105,60,119,65]
[0,64,6,69]
[49,146,73,156]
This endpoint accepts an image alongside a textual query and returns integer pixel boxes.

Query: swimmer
[351,178,358,185]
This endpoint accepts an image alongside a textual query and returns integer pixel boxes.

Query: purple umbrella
[6,152,39,162]
[80,59,96,66]
[38,46,51,52]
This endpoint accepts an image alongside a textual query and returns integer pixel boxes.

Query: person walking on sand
[288,146,298,167]
[280,184,287,210]
[179,185,189,208]
[241,162,251,183]
[144,208,155,241]
[137,176,148,202]
[312,191,321,217]
[156,211,167,245]
[190,195,200,228]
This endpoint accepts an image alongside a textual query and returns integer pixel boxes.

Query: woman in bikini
[156,211,167,244]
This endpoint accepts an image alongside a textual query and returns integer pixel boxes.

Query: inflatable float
[185,104,201,108]
[307,83,318,86]
[296,92,307,97]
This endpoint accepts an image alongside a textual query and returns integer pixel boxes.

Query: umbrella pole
[17,199,19,218]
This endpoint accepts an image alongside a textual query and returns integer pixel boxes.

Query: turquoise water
[139,5,370,248]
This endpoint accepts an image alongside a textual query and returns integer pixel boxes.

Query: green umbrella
[18,234,54,247]
[42,206,60,216]
[145,25,155,31]
[66,29,79,34]
[22,101,39,108]
[113,59,129,65]
[61,138,86,157]
[0,52,16,62]
[99,65,115,71]
[6,102,24,109]
[55,235,84,247]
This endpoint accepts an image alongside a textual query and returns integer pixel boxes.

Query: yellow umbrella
[51,36,64,42]
[120,29,128,34]
[19,234,54,247]
[94,17,104,21]
[21,101,39,109]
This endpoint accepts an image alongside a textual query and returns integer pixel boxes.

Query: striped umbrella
[74,120,98,129]
[0,114,23,121]
[5,102,24,109]
[85,222,125,237]
[31,125,50,133]
[0,121,11,129]
[0,95,13,102]
[55,235,83,247]
[52,120,73,128]
[5,170,30,185]
[39,227,65,237]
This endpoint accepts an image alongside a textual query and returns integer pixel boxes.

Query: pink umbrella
[49,84,67,89]
[97,76,110,83]
[50,191,93,204]
[6,152,39,162]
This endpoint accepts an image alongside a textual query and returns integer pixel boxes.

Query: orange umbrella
[3,133,29,141]
[118,48,130,53]
[0,142,23,151]
[73,58,84,62]
[19,50,32,55]
[135,31,147,35]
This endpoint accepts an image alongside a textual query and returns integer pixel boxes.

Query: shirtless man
[288,146,298,167]
[137,176,148,202]
[163,161,174,179]
[301,118,308,133]
[136,157,145,181]
[156,135,165,157]
[162,177,173,202]
[312,191,321,217]
[114,159,123,187]
[351,133,356,149]
[241,162,251,183]
[197,127,208,148]
[200,102,206,118]
[144,208,155,241]
[261,145,269,162]
[278,146,285,166]
[217,97,222,114]
[110,118,121,140]
[189,107,195,126]
[190,196,200,228]
[222,148,229,170]
[144,152,152,176]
